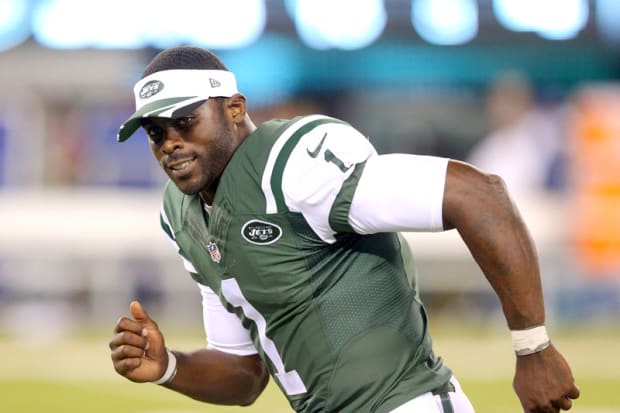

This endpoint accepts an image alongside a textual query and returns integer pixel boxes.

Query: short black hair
[142,46,229,78]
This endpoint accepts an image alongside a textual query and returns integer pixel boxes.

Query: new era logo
[209,78,221,88]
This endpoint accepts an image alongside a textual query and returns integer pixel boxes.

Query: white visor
[117,69,239,142]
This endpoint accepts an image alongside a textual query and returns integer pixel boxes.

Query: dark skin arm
[442,160,579,412]
[109,301,269,406]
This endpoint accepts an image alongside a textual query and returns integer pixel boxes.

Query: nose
[161,126,184,154]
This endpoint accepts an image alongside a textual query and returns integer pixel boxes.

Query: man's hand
[109,301,168,383]
[513,344,580,412]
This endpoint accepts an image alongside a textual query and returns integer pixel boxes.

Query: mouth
[166,157,197,174]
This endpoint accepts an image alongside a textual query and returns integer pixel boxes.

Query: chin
[172,178,205,196]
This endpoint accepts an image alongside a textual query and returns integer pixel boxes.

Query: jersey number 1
[220,278,307,396]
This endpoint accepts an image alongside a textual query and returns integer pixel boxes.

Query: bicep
[442,159,511,230]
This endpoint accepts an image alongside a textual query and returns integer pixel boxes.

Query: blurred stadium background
[0,0,619,412]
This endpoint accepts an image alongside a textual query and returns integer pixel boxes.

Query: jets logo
[139,80,164,99]
[241,220,282,245]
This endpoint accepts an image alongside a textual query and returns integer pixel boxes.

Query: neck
[199,190,214,206]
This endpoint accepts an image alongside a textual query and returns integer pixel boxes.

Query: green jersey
[160,115,452,412]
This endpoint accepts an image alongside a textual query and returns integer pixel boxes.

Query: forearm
[163,349,269,406]
[443,160,545,329]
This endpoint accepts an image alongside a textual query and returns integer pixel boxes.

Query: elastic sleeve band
[153,349,178,385]
[511,326,551,356]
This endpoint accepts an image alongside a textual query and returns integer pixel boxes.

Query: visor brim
[116,96,206,142]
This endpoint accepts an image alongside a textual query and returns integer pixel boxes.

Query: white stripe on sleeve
[261,115,332,214]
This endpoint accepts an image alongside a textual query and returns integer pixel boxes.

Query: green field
[1,323,618,413]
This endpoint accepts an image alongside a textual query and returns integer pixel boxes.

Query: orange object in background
[569,85,620,275]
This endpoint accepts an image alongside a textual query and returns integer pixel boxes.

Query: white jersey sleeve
[349,154,448,233]
[279,119,448,240]
[198,283,258,356]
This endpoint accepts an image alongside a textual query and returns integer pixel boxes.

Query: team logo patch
[241,219,283,245]
[207,242,222,263]
[139,80,164,99]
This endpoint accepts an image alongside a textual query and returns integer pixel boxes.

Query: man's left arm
[442,159,579,412]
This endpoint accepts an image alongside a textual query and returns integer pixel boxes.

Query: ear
[227,93,247,123]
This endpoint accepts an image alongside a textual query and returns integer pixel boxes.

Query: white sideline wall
[0,188,602,335]
[0,188,569,286]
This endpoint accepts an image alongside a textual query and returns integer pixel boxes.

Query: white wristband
[511,326,551,356]
[153,349,178,385]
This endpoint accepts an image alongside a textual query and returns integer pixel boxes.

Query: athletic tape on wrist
[153,349,178,385]
[511,325,550,356]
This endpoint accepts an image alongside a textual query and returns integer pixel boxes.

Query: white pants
[390,377,475,413]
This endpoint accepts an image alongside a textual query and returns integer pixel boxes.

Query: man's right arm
[109,301,269,406]
[164,348,269,405]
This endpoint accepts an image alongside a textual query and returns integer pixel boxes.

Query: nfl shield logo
[207,242,222,263]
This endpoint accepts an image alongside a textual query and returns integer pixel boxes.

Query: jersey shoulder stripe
[161,180,188,232]
[262,115,348,213]
[160,181,199,274]
[160,209,175,241]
